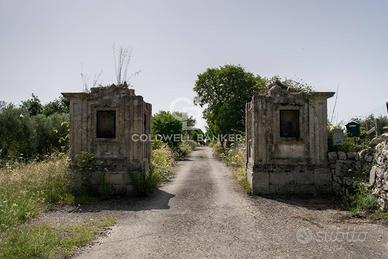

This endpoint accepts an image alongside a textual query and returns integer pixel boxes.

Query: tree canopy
[152,111,183,148]
[193,64,266,136]
[172,111,196,129]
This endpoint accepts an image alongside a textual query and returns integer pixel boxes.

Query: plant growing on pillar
[72,152,97,195]
[113,46,141,86]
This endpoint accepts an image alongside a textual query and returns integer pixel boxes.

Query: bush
[151,139,164,150]
[348,185,379,218]
[0,104,69,163]
[71,152,97,195]
[0,98,69,164]
[33,113,70,155]
[128,171,160,196]
[152,144,175,182]
[128,144,176,195]
[177,142,193,158]
[0,105,36,161]
[327,126,368,152]
[152,111,183,149]
[211,141,225,158]
[358,194,379,212]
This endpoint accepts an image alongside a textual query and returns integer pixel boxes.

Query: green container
[345,121,360,137]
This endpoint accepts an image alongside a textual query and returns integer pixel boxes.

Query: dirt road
[77,147,387,258]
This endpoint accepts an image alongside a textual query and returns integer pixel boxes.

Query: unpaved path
[76,147,388,258]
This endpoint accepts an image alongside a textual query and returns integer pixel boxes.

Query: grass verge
[212,142,252,193]
[346,184,388,223]
[0,154,73,231]
[0,217,116,258]
[129,143,176,195]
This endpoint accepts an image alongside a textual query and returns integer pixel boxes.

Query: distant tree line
[0,94,69,164]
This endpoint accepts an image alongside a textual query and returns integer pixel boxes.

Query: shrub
[32,113,69,156]
[0,104,36,161]
[152,144,175,182]
[0,98,69,164]
[129,144,176,195]
[327,126,368,152]
[211,141,225,158]
[177,142,192,158]
[152,111,183,149]
[0,104,69,163]
[128,171,159,196]
[71,152,97,195]
[348,185,379,217]
[355,193,379,213]
[152,139,164,150]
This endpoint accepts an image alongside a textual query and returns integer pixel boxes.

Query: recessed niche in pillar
[280,110,299,138]
[96,111,116,138]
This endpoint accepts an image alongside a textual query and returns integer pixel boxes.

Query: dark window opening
[96,111,116,138]
[280,110,300,138]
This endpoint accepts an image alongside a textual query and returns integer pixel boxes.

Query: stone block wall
[248,164,332,195]
[368,137,388,210]
[328,151,361,196]
[63,84,152,196]
[246,81,334,195]
[328,134,388,211]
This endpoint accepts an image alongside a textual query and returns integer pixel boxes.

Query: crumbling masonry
[246,82,334,195]
[62,84,151,194]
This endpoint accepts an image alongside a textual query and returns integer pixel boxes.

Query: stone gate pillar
[246,81,334,195]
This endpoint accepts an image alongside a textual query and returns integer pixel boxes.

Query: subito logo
[296,227,313,244]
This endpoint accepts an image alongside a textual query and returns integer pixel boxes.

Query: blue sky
[0,0,387,130]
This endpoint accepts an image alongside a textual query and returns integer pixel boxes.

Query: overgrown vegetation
[152,111,183,149]
[130,143,176,195]
[71,152,97,195]
[0,95,69,164]
[266,76,313,96]
[152,110,199,160]
[328,115,388,152]
[327,125,368,152]
[0,217,116,258]
[0,155,72,231]
[212,142,251,193]
[152,143,176,182]
[0,155,118,258]
[344,184,387,222]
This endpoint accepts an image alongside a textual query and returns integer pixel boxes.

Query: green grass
[371,210,388,224]
[129,171,160,195]
[0,155,73,231]
[129,144,176,195]
[0,157,118,258]
[346,184,385,222]
[212,142,252,194]
[0,217,116,258]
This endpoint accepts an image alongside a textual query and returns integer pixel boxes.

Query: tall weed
[0,155,72,231]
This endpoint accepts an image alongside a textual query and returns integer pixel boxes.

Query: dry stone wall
[368,135,388,210]
[329,133,388,211]
[328,151,361,196]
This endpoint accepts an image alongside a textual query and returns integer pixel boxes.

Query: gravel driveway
[76,147,387,258]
